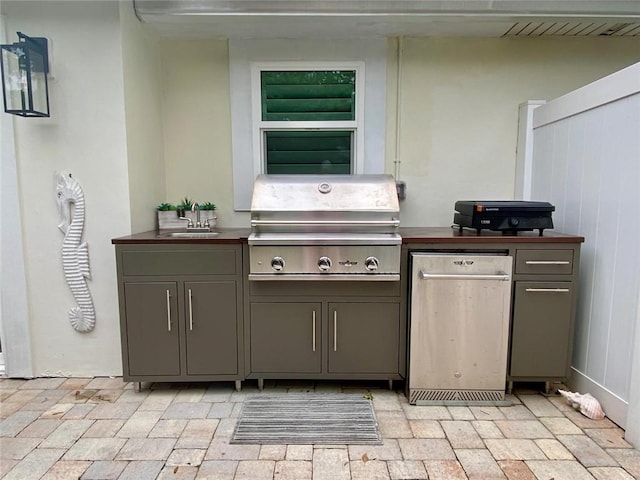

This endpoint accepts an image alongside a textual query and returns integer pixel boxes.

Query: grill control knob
[509,217,520,227]
[318,256,332,272]
[365,256,380,272]
[270,256,285,272]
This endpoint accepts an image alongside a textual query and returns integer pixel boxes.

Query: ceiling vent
[503,21,640,36]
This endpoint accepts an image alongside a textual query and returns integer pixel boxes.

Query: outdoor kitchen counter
[400,227,584,243]
[111,227,584,245]
[111,228,250,244]
[112,227,584,389]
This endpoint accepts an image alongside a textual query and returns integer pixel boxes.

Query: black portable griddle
[454,200,555,236]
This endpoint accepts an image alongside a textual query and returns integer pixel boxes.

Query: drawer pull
[525,260,570,265]
[188,288,194,331]
[166,290,172,332]
[312,310,316,352]
[525,288,570,293]
[333,311,338,352]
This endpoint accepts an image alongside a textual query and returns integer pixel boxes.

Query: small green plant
[200,201,217,211]
[178,197,194,210]
[156,202,177,211]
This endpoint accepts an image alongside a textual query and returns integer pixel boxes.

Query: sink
[162,232,220,238]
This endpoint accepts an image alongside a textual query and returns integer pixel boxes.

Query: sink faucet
[192,202,201,228]
[179,203,211,232]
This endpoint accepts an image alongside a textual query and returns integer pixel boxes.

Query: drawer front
[249,280,400,298]
[515,249,573,275]
[122,248,238,276]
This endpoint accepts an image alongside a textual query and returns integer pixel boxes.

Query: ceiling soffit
[132,1,640,38]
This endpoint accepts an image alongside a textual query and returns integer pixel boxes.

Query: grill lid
[250,174,401,238]
[250,174,400,213]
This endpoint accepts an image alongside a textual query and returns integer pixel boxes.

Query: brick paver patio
[1,377,639,479]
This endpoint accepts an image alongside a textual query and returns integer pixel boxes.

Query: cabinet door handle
[188,288,194,331]
[166,290,172,332]
[312,310,316,352]
[525,288,571,293]
[333,311,338,352]
[525,260,570,265]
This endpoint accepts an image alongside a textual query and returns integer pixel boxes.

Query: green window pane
[265,131,352,175]
[261,70,355,121]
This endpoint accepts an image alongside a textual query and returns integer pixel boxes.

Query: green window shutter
[265,131,352,175]
[261,71,356,121]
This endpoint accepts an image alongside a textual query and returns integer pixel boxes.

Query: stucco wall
[120,2,166,234]
[394,36,640,227]
[2,2,640,378]
[159,35,640,228]
[161,38,242,228]
[2,1,130,376]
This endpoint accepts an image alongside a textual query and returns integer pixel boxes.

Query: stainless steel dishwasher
[409,253,513,405]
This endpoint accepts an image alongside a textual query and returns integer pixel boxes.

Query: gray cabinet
[508,246,580,388]
[328,302,400,375]
[115,244,243,384]
[245,277,404,382]
[250,302,322,374]
[124,282,180,377]
[185,281,239,376]
[510,282,573,378]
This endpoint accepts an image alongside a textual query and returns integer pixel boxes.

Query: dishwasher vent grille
[410,388,505,405]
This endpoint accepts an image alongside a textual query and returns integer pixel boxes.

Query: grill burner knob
[365,256,380,272]
[509,217,520,227]
[270,256,285,272]
[318,256,332,272]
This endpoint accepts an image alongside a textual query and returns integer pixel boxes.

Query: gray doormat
[231,393,382,445]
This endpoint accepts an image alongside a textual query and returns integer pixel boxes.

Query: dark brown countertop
[112,227,584,245]
[400,227,584,244]
[111,228,250,244]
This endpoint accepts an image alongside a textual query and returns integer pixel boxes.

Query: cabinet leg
[545,381,551,395]
[507,381,513,395]
[258,378,264,391]
[135,382,142,393]
[235,380,242,392]
[388,379,393,391]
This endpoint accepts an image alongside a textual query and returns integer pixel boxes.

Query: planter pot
[157,210,217,230]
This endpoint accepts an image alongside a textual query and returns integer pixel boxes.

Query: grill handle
[251,219,400,227]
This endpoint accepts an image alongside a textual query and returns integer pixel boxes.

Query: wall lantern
[1,32,50,117]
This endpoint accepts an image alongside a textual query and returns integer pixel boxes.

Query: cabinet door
[510,282,573,378]
[328,302,400,374]
[250,303,322,374]
[185,281,238,375]
[124,282,180,377]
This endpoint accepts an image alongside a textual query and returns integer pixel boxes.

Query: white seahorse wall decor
[56,172,96,333]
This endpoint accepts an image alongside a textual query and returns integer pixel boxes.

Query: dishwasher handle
[419,271,511,281]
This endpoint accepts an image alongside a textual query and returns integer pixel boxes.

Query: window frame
[250,61,366,176]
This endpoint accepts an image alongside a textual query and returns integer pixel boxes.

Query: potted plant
[157,198,217,230]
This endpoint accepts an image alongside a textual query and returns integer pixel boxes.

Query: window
[252,64,365,176]
[229,38,387,210]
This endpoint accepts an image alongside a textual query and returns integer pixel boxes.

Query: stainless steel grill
[248,174,401,281]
